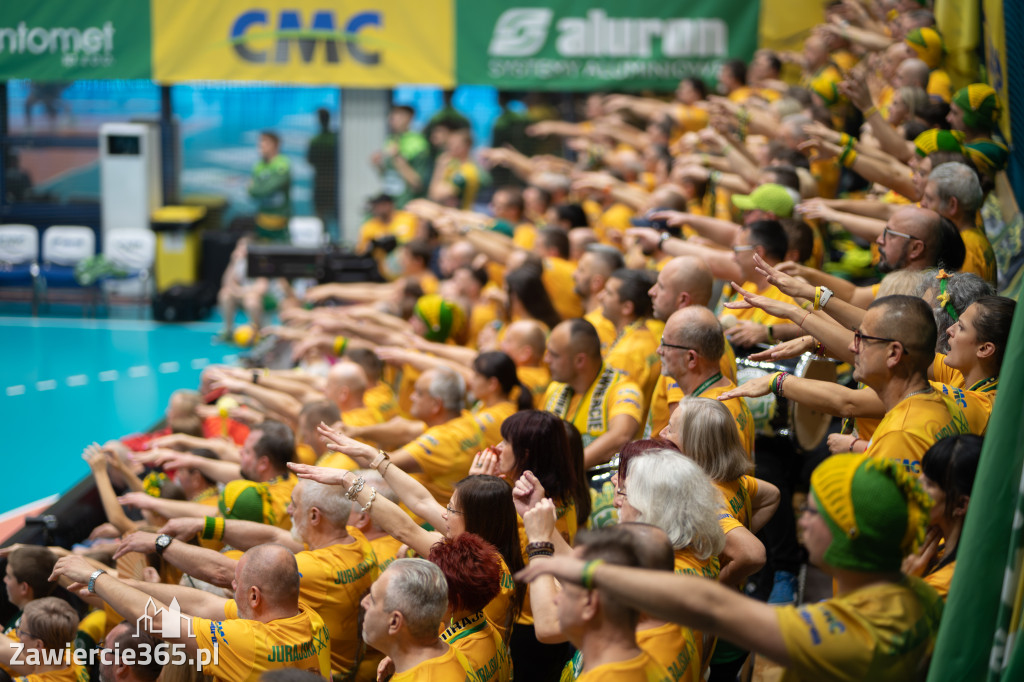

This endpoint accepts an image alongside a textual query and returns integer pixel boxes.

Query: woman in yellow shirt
[903,434,982,599]
[291,428,525,638]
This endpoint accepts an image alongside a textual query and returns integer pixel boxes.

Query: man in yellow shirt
[356,193,418,253]
[598,268,662,410]
[519,452,944,682]
[51,545,332,681]
[119,479,377,679]
[573,244,625,351]
[542,319,643,470]
[657,308,754,456]
[645,256,738,437]
[362,559,471,680]
[921,163,996,286]
[855,296,969,474]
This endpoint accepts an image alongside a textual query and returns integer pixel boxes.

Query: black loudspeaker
[200,229,243,288]
[152,283,214,322]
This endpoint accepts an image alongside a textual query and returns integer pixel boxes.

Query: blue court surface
[1,316,242,515]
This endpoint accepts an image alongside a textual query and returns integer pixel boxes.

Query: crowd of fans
[2,0,1017,680]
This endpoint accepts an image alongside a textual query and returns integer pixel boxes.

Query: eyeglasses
[445,505,464,516]
[852,329,897,353]
[882,226,922,242]
[17,627,38,641]
[659,338,695,352]
[614,487,627,498]
[798,504,819,517]
[732,245,755,253]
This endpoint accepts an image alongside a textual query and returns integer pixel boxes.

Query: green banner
[0,0,151,81]
[456,0,759,91]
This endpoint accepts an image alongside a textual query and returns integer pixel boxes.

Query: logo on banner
[488,8,727,59]
[0,21,116,67]
[229,9,382,65]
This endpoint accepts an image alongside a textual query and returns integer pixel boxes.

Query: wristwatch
[155,534,173,556]
[88,569,106,594]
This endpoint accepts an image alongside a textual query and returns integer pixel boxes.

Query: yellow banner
[981,0,1010,143]
[152,0,453,86]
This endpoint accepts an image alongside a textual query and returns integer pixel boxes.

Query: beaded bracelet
[361,488,377,513]
[581,559,605,589]
[345,476,365,501]
[526,541,555,559]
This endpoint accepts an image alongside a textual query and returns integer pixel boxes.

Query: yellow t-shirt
[923,560,955,600]
[541,367,644,450]
[468,300,503,350]
[672,103,710,136]
[604,320,663,410]
[193,601,331,681]
[513,222,537,251]
[714,475,758,535]
[637,622,701,682]
[482,556,516,642]
[356,211,419,252]
[596,202,635,244]
[265,474,298,531]
[517,364,552,408]
[370,533,405,573]
[776,577,943,682]
[867,391,970,475]
[934,380,996,436]
[366,381,400,420]
[674,548,720,581]
[390,644,472,681]
[724,282,796,327]
[960,227,997,286]
[294,529,378,675]
[293,443,318,466]
[585,309,619,353]
[440,612,512,682]
[701,382,755,458]
[404,403,514,506]
[544,257,585,320]
[577,650,673,681]
[931,353,965,389]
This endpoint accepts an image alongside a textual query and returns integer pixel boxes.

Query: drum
[735,352,837,453]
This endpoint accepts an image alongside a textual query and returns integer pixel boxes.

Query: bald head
[502,319,548,365]
[239,544,301,613]
[896,59,931,89]
[650,256,714,320]
[664,307,724,360]
[879,206,948,273]
[326,362,368,406]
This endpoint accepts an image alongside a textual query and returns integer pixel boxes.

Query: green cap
[218,480,273,524]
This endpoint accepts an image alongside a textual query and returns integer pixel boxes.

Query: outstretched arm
[516,557,789,666]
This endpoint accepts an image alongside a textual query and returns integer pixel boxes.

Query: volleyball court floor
[1,312,241,524]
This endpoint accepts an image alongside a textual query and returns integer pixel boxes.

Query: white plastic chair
[102,229,157,315]
[0,224,41,313]
[40,225,97,314]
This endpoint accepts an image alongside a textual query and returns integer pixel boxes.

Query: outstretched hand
[316,422,376,464]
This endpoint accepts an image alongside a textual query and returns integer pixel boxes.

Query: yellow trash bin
[152,205,207,292]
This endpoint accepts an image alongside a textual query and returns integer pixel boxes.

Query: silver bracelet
[344,476,365,500]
